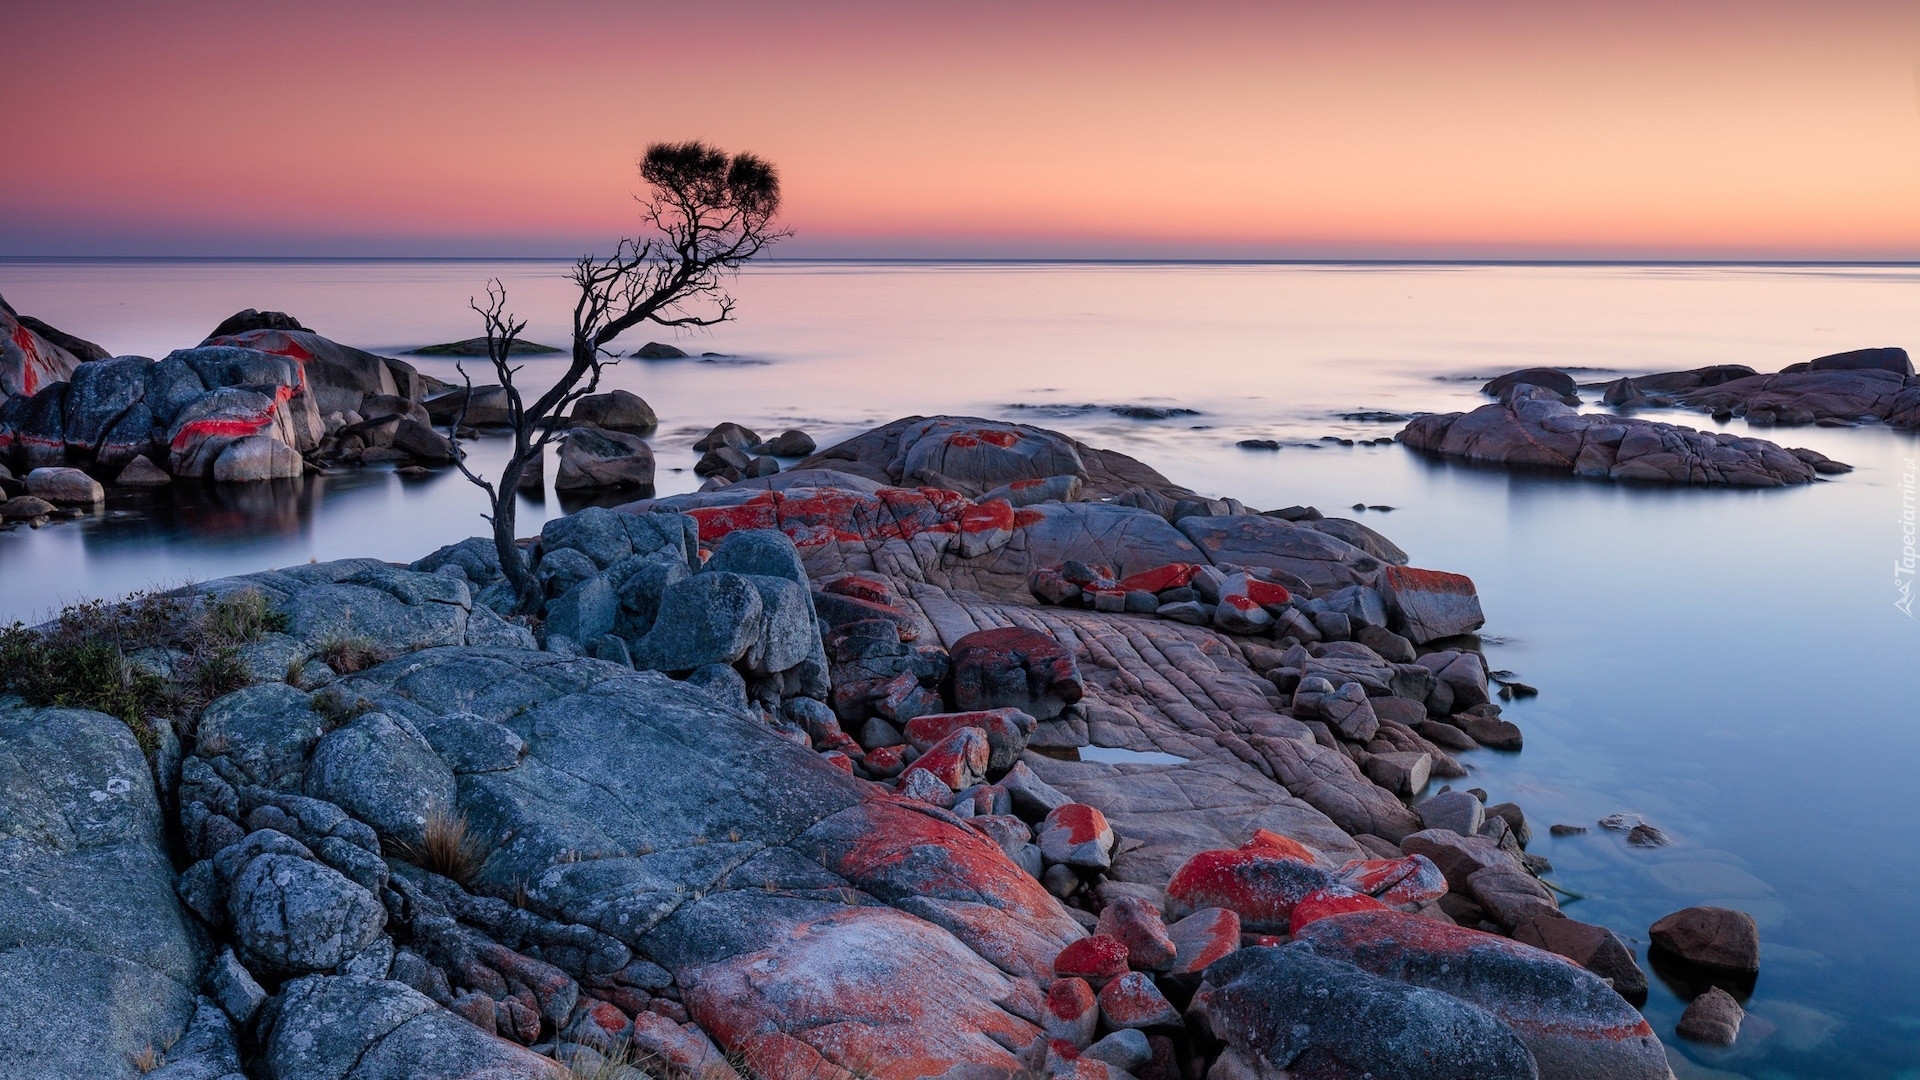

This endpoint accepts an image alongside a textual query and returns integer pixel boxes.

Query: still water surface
[2,260,1917,1077]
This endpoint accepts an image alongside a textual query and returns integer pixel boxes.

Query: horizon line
[6,255,1920,268]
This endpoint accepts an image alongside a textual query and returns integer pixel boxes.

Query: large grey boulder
[305,711,456,845]
[262,975,565,1080]
[226,844,387,974]
[1192,943,1539,1080]
[0,706,208,1080]
[196,683,322,789]
[1177,513,1383,592]
[555,426,654,491]
[630,571,764,671]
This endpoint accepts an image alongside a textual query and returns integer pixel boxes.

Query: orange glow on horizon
[4,0,1919,258]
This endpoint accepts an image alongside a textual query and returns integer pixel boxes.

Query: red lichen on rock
[1052,935,1131,984]
[1166,847,1336,932]
[1117,563,1201,594]
[1336,854,1448,906]
[824,573,894,605]
[1288,886,1391,934]
[1241,828,1318,864]
[1166,907,1241,975]
[1095,971,1180,1029]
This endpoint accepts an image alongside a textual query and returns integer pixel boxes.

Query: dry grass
[315,633,389,674]
[131,1045,161,1073]
[310,690,375,730]
[396,805,488,885]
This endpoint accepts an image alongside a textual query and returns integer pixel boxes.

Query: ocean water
[3,259,1918,1076]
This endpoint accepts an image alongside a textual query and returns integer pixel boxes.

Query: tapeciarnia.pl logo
[1900,458,1917,618]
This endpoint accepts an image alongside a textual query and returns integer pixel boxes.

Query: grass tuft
[310,690,375,730]
[396,805,488,885]
[315,634,389,674]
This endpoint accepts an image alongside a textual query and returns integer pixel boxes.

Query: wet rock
[556,426,654,490]
[115,453,173,486]
[570,389,657,434]
[1466,863,1560,930]
[422,383,512,426]
[1192,942,1539,1080]
[1484,367,1579,399]
[949,626,1085,720]
[1676,985,1744,1045]
[1511,915,1648,1003]
[24,465,103,503]
[1650,906,1761,973]
[755,428,817,457]
[632,341,688,359]
[214,433,305,481]
[1401,385,1827,486]
[0,494,53,519]
[1364,750,1433,796]
[1453,709,1523,750]
[1296,909,1671,1079]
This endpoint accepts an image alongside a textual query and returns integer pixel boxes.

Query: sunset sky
[5,0,1919,259]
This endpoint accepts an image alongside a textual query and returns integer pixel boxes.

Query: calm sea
[3,259,1917,1077]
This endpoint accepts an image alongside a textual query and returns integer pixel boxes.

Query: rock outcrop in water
[0,301,666,496]
[1400,384,1848,486]
[0,417,1694,1079]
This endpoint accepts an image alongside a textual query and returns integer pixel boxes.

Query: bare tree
[449,141,786,614]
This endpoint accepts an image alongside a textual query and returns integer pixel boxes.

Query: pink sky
[5,0,1919,258]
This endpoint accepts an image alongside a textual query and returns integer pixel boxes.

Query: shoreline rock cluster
[0,301,686,522]
[1396,351,1917,486]
[2,415,1761,1079]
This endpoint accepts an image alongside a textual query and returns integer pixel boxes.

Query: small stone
[1549,823,1588,836]
[1676,986,1744,1045]
[1627,823,1670,847]
[1082,1028,1151,1073]
[115,454,172,486]
[1418,789,1486,836]
[205,946,268,1026]
[25,466,105,503]
[1038,803,1115,870]
[1096,971,1180,1029]
[0,495,54,519]
[1043,977,1099,1048]
[1166,907,1241,976]
[1094,896,1176,972]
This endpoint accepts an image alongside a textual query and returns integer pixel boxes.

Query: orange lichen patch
[168,385,291,450]
[1047,976,1096,1020]
[823,573,894,605]
[1382,564,1478,597]
[1242,578,1292,606]
[1241,829,1317,864]
[1046,804,1109,846]
[1167,847,1336,932]
[683,906,1038,1080]
[1053,935,1130,983]
[1288,886,1391,934]
[1167,907,1242,976]
[958,497,1015,534]
[1116,563,1201,594]
[806,798,1081,980]
[1336,854,1448,906]
[685,486,980,549]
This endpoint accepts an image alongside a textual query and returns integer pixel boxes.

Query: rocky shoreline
[0,414,1766,1079]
